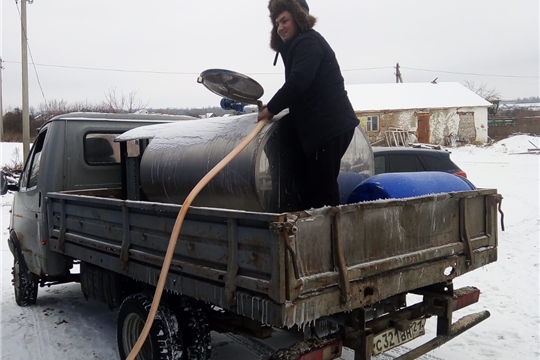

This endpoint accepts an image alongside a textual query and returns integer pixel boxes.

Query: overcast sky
[1,0,538,111]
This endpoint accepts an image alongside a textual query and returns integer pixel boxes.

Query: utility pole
[0,57,4,141]
[21,0,30,160]
[396,62,403,83]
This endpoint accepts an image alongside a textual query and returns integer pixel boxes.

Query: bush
[2,108,44,142]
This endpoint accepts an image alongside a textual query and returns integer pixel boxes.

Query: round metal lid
[197,69,264,104]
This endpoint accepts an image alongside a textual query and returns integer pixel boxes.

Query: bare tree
[464,81,501,101]
[2,147,24,172]
[40,99,70,118]
[103,88,149,113]
[32,99,120,126]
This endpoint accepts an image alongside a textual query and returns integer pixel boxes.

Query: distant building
[199,113,217,119]
[345,82,492,146]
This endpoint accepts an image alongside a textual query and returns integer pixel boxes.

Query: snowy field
[1,135,539,360]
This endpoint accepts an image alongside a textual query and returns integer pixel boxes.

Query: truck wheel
[117,293,182,360]
[12,251,38,306]
[174,298,211,360]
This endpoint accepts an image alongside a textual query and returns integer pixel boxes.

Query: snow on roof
[345,82,493,112]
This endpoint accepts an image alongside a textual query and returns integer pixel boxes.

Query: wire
[400,66,539,79]
[5,60,537,81]
[2,61,395,77]
[3,61,199,75]
[342,66,394,72]
[15,0,48,106]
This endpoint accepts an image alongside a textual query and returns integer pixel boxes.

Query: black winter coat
[266,29,359,155]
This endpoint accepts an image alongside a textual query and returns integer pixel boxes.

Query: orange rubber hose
[126,118,268,360]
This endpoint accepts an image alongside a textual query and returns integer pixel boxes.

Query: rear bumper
[393,310,490,360]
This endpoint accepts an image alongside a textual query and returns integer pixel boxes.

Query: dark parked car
[372,146,467,178]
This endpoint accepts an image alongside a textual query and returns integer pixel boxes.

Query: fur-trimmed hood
[268,0,317,52]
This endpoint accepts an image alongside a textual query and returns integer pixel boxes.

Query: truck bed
[46,189,499,328]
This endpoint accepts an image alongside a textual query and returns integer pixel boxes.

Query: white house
[345,82,492,146]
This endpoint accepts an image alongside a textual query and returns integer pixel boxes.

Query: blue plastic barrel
[348,172,476,203]
[338,172,369,205]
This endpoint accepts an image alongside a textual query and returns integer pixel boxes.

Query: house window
[366,115,379,132]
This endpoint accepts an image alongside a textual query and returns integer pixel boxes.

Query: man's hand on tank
[257,107,274,122]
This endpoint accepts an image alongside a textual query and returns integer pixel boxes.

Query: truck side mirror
[1,171,7,195]
[1,171,20,195]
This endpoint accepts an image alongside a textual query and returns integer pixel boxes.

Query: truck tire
[117,293,182,360]
[12,250,38,306]
[173,298,211,360]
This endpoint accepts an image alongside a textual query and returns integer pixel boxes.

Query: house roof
[345,82,493,112]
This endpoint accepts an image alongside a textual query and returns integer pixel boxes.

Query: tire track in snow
[25,306,54,360]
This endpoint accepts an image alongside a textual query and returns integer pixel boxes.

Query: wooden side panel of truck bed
[46,189,499,328]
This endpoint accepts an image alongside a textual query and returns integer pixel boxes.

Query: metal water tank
[139,113,373,212]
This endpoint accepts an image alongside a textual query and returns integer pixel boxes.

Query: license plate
[372,319,426,356]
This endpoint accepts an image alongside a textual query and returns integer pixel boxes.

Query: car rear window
[420,153,450,171]
[387,154,425,172]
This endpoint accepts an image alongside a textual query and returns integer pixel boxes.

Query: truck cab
[7,113,193,281]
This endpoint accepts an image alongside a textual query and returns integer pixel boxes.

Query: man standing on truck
[257,0,359,210]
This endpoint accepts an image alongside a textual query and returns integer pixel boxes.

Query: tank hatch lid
[197,69,264,105]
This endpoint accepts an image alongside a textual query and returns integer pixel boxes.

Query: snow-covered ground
[1,135,539,360]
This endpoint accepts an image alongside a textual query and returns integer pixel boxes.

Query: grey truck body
[46,187,498,328]
[6,112,501,359]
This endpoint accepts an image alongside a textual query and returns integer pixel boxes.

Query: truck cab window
[28,152,42,188]
[84,134,141,165]
[85,134,120,165]
[20,130,47,190]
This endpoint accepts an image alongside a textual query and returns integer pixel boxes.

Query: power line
[5,57,538,81]
[400,66,539,79]
[2,60,394,76]
[249,67,393,75]
[3,60,199,75]
[342,66,394,73]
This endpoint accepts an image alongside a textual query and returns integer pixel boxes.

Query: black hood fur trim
[268,0,317,52]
